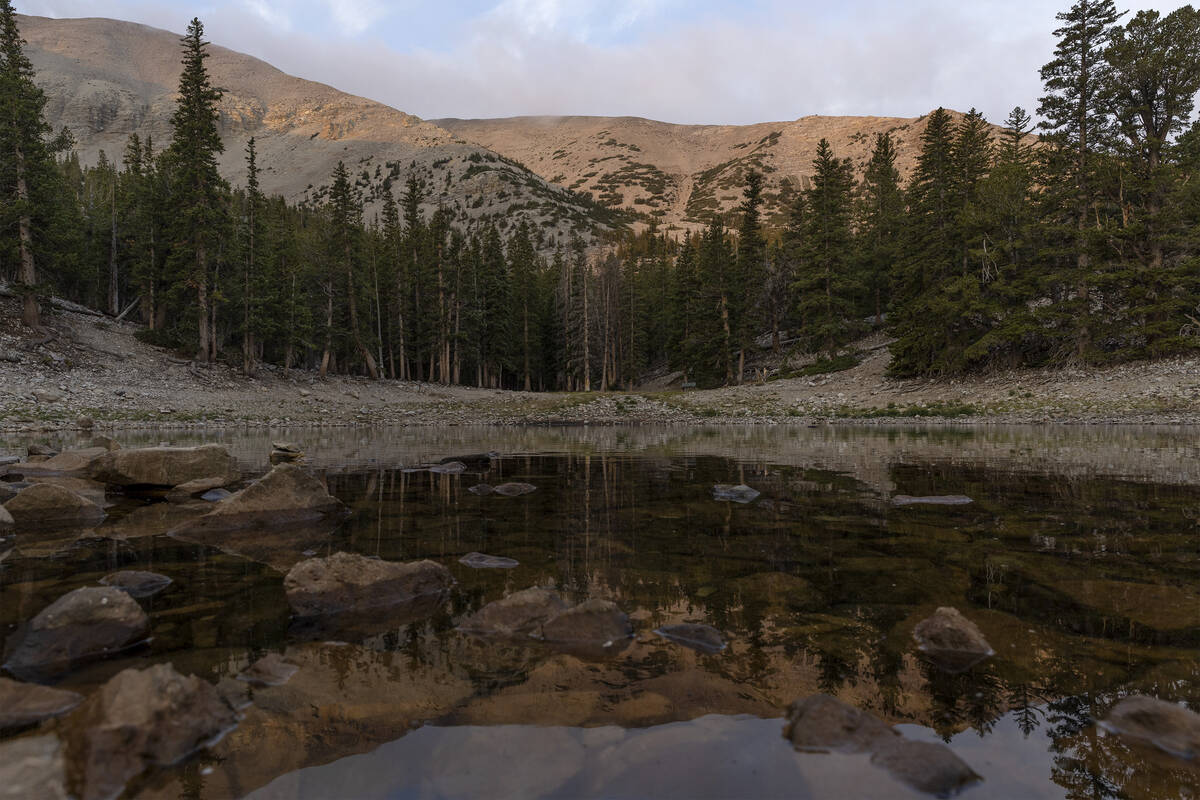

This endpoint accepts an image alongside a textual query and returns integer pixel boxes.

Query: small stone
[32,390,64,404]
[284,552,454,617]
[76,416,94,431]
[654,623,726,653]
[429,461,467,474]
[712,484,760,503]
[201,488,233,502]
[235,652,299,687]
[891,495,974,507]
[27,443,58,457]
[493,482,537,497]
[459,552,519,569]
[912,607,994,673]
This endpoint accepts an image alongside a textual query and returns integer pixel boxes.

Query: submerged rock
[165,476,235,503]
[177,463,345,531]
[3,587,150,681]
[99,570,173,599]
[540,599,632,645]
[458,588,568,637]
[891,495,974,507]
[0,677,82,732]
[441,453,497,471]
[90,444,239,488]
[493,482,537,497]
[654,623,727,653]
[459,552,519,569]
[0,735,68,800]
[912,607,994,673]
[61,663,239,800]
[429,461,467,474]
[467,484,495,496]
[870,738,982,796]
[284,552,454,618]
[783,694,897,754]
[1099,695,1200,760]
[236,653,299,687]
[712,484,760,503]
[5,483,105,528]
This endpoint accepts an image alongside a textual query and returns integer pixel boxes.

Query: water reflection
[1,425,1198,798]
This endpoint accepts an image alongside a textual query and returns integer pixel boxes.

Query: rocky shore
[5,300,1200,433]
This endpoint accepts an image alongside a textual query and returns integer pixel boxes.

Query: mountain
[17,15,626,244]
[434,113,964,232]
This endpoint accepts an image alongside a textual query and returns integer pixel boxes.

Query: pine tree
[165,17,227,361]
[1038,0,1122,359]
[794,138,858,357]
[1102,6,1200,356]
[327,160,379,378]
[734,170,766,380]
[0,1,69,329]
[857,132,904,326]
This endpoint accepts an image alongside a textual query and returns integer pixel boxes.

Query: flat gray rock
[99,570,173,599]
[654,623,727,653]
[493,482,537,497]
[712,484,760,503]
[459,552,519,569]
[891,495,974,507]
[0,735,68,800]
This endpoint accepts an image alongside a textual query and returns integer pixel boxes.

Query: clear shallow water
[2,425,1199,799]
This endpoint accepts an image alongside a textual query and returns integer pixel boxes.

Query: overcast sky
[13,0,1197,125]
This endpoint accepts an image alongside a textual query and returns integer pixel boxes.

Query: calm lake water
[2,424,1199,799]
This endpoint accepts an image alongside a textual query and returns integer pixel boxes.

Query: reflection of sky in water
[3,425,1199,799]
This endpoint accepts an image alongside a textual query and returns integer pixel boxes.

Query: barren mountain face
[436,113,953,233]
[18,14,619,244]
[21,14,995,240]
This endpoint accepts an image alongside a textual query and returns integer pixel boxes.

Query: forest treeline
[4,1,1200,389]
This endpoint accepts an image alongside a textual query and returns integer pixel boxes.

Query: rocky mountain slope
[435,113,972,233]
[18,15,624,244]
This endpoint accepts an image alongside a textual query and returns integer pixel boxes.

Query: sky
[13,0,1198,125]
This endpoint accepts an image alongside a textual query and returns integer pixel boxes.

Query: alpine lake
[2,424,1199,799]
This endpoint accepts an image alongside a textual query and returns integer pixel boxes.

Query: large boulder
[0,735,68,800]
[458,588,569,636]
[284,552,454,618]
[4,484,105,528]
[180,463,345,530]
[912,607,994,673]
[90,445,238,488]
[0,677,82,732]
[1099,695,1200,760]
[61,663,239,800]
[539,599,632,645]
[3,587,150,681]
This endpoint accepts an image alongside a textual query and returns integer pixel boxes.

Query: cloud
[14,0,1200,126]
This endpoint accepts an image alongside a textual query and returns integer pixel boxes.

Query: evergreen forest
[4,2,1200,389]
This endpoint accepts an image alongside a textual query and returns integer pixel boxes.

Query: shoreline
[5,305,1200,434]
